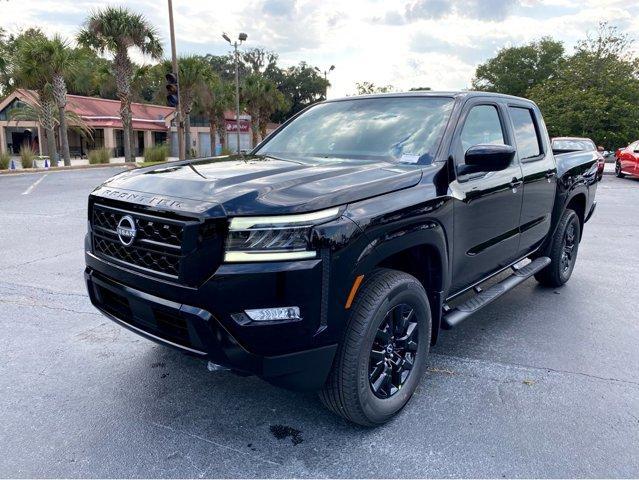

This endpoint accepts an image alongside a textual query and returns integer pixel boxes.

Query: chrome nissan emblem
[116,215,137,246]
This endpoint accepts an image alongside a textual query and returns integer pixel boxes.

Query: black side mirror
[459,144,516,175]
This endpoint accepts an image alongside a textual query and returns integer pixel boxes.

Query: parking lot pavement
[1,169,638,478]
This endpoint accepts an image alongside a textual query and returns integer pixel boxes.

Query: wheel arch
[376,244,446,345]
[351,222,449,346]
[566,192,586,238]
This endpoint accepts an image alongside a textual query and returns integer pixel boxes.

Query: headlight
[224,207,340,262]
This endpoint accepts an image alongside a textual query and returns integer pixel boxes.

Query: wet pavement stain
[269,424,303,445]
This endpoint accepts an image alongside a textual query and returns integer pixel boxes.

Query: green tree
[172,55,211,157]
[204,53,250,83]
[0,28,10,96]
[198,74,234,153]
[242,47,279,78]
[528,23,639,148]
[21,35,78,166]
[354,81,395,94]
[272,62,328,122]
[77,7,163,162]
[241,73,287,146]
[472,38,565,97]
[12,31,59,165]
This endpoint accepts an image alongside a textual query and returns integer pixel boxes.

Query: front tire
[616,161,625,178]
[319,269,431,426]
[535,209,581,287]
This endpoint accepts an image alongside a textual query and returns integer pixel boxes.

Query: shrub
[20,146,35,168]
[221,146,235,156]
[88,148,111,165]
[143,144,169,163]
[0,151,10,170]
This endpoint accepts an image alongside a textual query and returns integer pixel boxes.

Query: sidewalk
[2,155,179,172]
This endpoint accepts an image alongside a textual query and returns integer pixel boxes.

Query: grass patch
[88,148,111,165]
[20,146,35,168]
[0,151,10,170]
[143,144,169,163]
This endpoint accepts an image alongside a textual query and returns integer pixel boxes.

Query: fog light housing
[245,306,301,322]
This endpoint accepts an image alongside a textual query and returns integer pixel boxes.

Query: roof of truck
[328,90,533,103]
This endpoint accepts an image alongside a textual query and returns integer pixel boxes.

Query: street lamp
[223,32,248,154]
[315,65,335,99]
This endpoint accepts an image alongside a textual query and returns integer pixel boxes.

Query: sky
[2,0,638,98]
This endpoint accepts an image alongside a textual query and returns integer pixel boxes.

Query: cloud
[375,0,523,25]
[1,0,638,97]
[409,32,506,64]
[261,0,297,18]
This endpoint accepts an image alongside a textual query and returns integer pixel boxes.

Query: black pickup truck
[85,92,599,426]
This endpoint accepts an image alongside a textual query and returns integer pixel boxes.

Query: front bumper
[85,261,337,391]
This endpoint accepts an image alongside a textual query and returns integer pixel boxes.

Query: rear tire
[616,161,625,178]
[535,209,581,287]
[319,269,431,427]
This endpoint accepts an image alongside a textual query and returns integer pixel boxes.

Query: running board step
[442,256,551,329]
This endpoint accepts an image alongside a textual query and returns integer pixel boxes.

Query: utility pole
[168,0,185,160]
[223,32,247,155]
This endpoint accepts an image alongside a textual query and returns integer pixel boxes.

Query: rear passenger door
[508,103,557,257]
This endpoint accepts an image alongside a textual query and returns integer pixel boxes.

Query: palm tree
[13,34,59,165]
[198,74,234,155]
[174,56,210,157]
[77,7,162,162]
[242,74,287,147]
[23,35,77,166]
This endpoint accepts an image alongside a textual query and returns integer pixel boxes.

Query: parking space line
[21,174,49,195]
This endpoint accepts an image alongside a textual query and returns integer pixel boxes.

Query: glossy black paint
[85,91,599,391]
[461,144,516,175]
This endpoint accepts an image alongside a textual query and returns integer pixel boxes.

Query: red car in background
[615,141,639,178]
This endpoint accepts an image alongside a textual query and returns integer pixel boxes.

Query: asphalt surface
[1,168,638,478]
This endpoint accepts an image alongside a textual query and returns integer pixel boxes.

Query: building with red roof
[0,89,256,158]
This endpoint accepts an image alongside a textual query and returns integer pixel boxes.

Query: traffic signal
[166,72,179,107]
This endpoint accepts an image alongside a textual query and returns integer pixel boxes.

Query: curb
[0,163,136,176]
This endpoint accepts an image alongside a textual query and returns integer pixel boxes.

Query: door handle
[509,178,523,192]
[545,170,557,180]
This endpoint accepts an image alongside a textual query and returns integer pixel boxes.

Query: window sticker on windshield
[399,153,420,164]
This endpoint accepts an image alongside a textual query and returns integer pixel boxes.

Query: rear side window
[460,105,505,153]
[509,107,542,159]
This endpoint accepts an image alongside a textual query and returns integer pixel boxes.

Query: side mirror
[459,144,516,175]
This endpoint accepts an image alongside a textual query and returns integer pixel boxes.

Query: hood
[98,155,424,216]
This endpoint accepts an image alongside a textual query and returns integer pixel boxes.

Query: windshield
[256,96,454,164]
[552,139,595,152]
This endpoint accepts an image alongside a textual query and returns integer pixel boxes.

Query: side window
[460,105,505,154]
[509,107,542,160]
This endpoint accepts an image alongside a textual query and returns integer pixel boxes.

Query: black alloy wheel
[534,208,581,287]
[561,222,577,275]
[319,269,431,426]
[369,303,418,399]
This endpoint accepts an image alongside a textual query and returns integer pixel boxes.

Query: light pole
[223,32,247,155]
[167,0,185,160]
[315,65,335,99]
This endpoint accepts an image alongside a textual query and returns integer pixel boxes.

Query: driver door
[449,100,524,294]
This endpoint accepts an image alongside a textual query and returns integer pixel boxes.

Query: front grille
[94,207,183,247]
[93,236,180,276]
[90,201,226,284]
